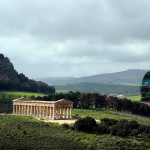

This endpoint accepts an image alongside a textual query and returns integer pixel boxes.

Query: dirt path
[35,117,77,124]
[45,119,77,124]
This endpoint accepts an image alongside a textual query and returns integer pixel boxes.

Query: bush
[74,116,97,133]
[101,118,118,126]
[96,123,109,134]
[109,125,119,136]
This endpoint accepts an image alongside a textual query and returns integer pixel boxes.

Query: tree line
[35,91,150,117]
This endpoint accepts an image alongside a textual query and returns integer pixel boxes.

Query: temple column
[53,107,55,119]
[55,107,57,119]
[41,106,43,117]
[23,105,26,115]
[17,105,19,114]
[39,106,41,116]
[67,107,69,119]
[28,105,30,115]
[34,106,36,116]
[49,107,52,118]
[44,106,46,118]
[21,105,23,114]
[23,105,25,115]
[37,106,39,116]
[27,105,30,115]
[40,106,42,117]
[29,105,31,116]
[14,105,17,114]
[35,106,37,116]
[25,105,27,115]
[13,105,15,114]
[31,105,33,115]
[70,107,72,119]
[19,105,21,114]
[64,108,66,119]
[47,106,49,118]
[18,105,20,114]
[60,108,62,119]
[36,106,38,116]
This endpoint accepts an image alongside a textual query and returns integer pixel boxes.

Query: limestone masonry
[13,98,73,120]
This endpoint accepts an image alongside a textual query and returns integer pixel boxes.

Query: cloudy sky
[0,0,150,78]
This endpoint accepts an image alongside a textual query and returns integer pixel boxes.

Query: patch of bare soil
[35,117,77,124]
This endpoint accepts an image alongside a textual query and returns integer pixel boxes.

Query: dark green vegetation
[38,69,148,94]
[0,54,55,94]
[0,115,150,150]
[74,117,150,138]
[0,115,86,150]
[37,91,150,117]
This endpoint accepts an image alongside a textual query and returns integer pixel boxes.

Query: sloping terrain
[38,69,148,86]
[38,69,147,94]
[0,53,55,94]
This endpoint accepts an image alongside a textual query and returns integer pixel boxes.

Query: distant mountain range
[37,69,148,95]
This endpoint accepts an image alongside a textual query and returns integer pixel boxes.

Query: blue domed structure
[141,71,150,101]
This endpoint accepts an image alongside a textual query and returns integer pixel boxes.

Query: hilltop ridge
[37,69,148,94]
[0,53,55,94]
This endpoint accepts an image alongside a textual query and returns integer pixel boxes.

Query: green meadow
[73,109,150,126]
[0,91,46,100]
[125,95,141,101]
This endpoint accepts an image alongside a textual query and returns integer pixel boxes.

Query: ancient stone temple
[13,98,73,120]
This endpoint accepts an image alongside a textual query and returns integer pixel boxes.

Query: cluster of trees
[35,91,150,117]
[74,117,150,138]
[0,54,55,94]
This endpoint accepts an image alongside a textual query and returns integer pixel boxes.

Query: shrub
[74,116,97,133]
[109,125,119,136]
[96,123,109,134]
[100,118,118,126]
[131,129,139,137]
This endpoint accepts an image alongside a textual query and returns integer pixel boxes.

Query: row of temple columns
[13,104,72,119]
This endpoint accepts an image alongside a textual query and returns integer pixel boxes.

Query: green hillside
[0,115,149,150]
[55,82,140,94]
[38,69,148,86]
[0,54,55,94]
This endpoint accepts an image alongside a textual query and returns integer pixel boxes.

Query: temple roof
[13,98,73,104]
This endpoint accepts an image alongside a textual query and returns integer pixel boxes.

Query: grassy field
[125,95,141,101]
[73,109,150,126]
[0,115,149,150]
[0,91,46,100]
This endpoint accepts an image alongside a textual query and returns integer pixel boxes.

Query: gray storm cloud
[0,0,150,78]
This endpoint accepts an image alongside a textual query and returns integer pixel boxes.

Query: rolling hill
[37,69,148,94]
